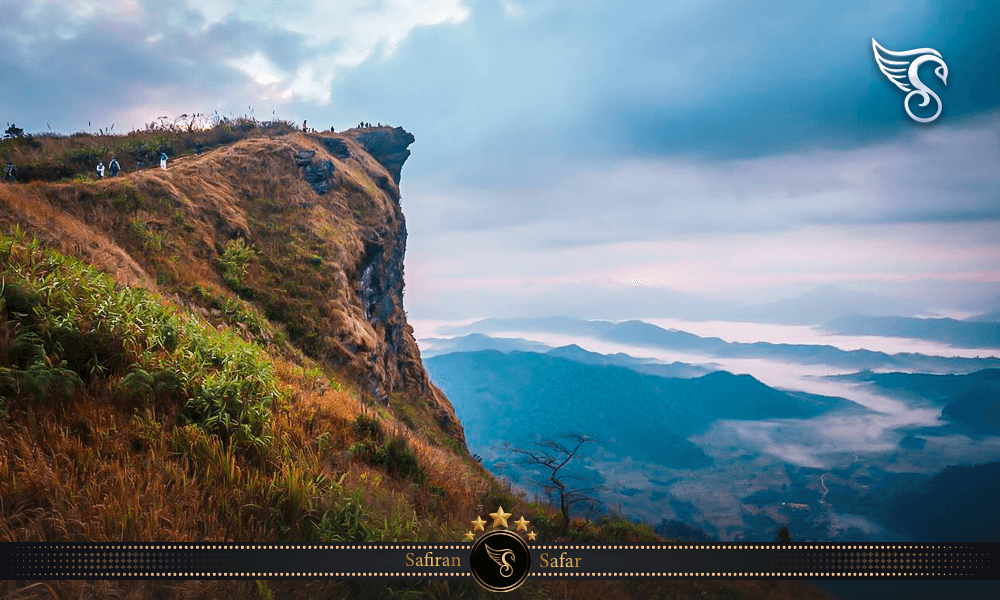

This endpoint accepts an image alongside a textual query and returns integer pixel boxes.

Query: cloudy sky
[3,0,999,320]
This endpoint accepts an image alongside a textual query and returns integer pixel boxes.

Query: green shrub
[111,181,143,212]
[66,145,101,166]
[350,431,425,485]
[4,123,25,138]
[353,413,385,442]
[219,238,255,289]
[313,490,377,542]
[129,217,166,252]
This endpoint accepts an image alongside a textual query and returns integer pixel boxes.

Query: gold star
[471,516,486,532]
[514,516,530,531]
[489,506,512,529]
[527,531,537,541]
[464,531,475,541]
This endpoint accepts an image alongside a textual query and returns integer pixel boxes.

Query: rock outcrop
[295,149,336,195]
[347,126,415,185]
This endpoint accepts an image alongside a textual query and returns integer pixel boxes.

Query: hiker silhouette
[108,157,120,177]
[160,153,168,170]
[96,162,105,178]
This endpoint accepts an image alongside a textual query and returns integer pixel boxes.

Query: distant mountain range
[546,344,715,378]
[824,315,1000,349]
[425,349,860,472]
[419,333,552,357]
[969,309,1000,323]
[419,333,716,377]
[425,343,1000,544]
[441,317,1000,373]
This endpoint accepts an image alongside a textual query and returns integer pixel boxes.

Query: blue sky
[2,0,999,320]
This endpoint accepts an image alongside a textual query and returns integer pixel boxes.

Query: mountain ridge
[824,314,1000,349]
[448,316,1000,372]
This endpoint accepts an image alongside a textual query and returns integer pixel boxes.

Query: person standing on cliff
[160,152,168,170]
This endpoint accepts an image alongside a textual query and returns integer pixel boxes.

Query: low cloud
[404,114,1000,315]
[407,113,1000,239]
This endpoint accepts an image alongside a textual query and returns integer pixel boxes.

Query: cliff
[0,125,463,444]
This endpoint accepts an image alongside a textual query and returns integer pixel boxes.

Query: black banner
[1,543,997,580]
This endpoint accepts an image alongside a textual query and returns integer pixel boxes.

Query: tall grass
[0,227,281,451]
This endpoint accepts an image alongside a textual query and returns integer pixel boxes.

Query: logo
[469,530,532,592]
[486,543,515,577]
[872,38,948,123]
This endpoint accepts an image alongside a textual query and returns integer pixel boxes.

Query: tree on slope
[506,433,603,535]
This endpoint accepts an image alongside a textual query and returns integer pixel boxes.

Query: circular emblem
[469,530,532,592]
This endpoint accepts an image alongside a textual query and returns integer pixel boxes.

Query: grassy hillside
[0,126,836,600]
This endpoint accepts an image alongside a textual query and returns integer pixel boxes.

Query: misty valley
[420,316,1000,544]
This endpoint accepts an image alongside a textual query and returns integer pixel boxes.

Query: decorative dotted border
[5,543,988,578]
[7,543,973,549]
[7,545,469,549]
[16,573,468,578]
[20,573,972,577]
[531,572,961,577]
[528,544,970,550]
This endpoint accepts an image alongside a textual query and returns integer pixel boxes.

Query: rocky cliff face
[349,126,415,185]
[0,126,465,444]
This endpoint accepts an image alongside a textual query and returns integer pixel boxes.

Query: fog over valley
[419,315,1000,542]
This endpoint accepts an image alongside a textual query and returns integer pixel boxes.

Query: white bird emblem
[872,39,948,123]
[485,544,515,577]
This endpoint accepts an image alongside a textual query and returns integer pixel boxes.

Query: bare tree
[506,434,603,535]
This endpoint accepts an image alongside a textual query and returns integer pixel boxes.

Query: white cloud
[187,1,471,104]
[502,0,525,18]
[19,1,473,107]
[227,51,286,85]
[286,58,337,104]
[28,0,145,22]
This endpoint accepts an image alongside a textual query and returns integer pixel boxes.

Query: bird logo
[485,544,515,577]
[872,39,948,123]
